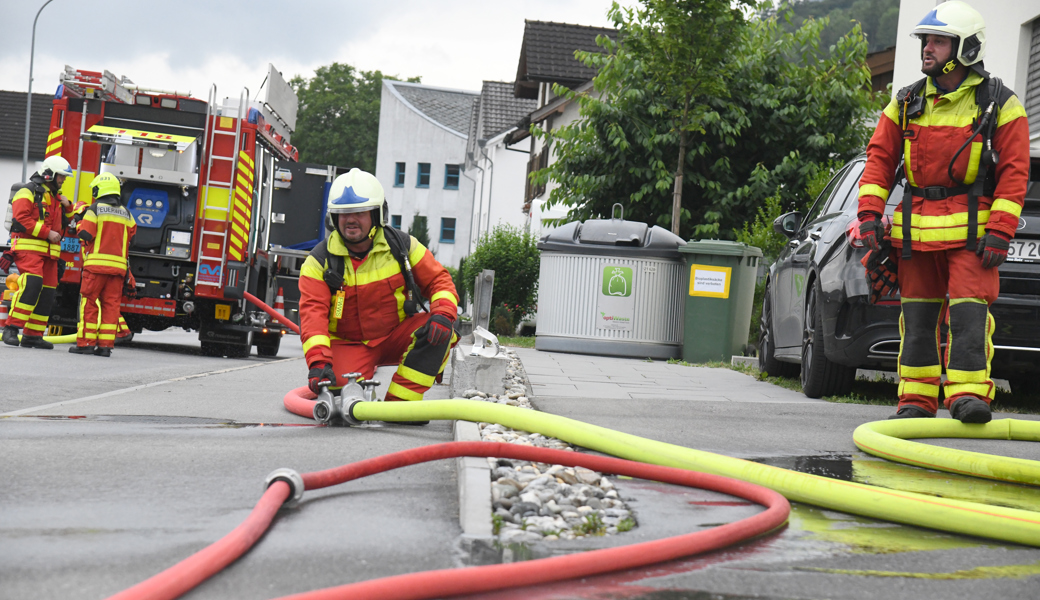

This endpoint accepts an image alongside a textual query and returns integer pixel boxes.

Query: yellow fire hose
[349,400,1040,547]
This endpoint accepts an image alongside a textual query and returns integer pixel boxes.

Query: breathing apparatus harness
[895,70,1005,259]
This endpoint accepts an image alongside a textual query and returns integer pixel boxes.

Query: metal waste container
[679,240,763,363]
[535,206,686,359]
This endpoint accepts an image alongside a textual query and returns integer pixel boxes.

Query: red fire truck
[12,65,340,357]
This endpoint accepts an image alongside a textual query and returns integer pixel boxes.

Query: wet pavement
[2,335,1040,599]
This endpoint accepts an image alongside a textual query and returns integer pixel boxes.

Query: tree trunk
[671,133,686,236]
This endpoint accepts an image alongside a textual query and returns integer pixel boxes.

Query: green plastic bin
[679,240,763,363]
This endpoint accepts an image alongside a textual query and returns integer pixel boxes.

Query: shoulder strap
[308,238,343,292]
[380,226,428,312]
[896,77,927,127]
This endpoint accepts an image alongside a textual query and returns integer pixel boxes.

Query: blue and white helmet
[326,168,386,228]
[912,1,986,67]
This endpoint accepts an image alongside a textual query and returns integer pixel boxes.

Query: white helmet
[37,155,73,183]
[324,168,388,231]
[912,1,985,67]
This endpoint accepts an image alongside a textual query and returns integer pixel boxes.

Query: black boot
[20,335,53,350]
[950,396,992,424]
[2,325,19,346]
[69,345,94,354]
[94,346,112,357]
[888,405,934,419]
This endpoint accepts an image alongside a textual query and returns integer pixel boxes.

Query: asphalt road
[3,333,1040,600]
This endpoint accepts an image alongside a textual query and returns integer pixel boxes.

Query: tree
[409,213,431,248]
[533,6,875,241]
[290,63,419,172]
[462,225,540,330]
[770,0,900,54]
[599,0,752,235]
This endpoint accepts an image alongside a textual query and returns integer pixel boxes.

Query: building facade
[374,80,479,268]
[0,91,52,244]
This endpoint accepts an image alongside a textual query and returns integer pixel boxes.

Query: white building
[463,81,537,253]
[374,80,479,268]
[0,91,52,244]
[507,20,617,235]
[894,1,1040,151]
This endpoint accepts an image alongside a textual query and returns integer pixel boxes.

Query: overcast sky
[0,0,623,100]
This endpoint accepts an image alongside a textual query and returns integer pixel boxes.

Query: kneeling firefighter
[3,155,75,349]
[69,172,136,357]
[857,1,1030,423]
[298,168,459,423]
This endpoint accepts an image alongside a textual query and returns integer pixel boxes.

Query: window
[440,217,456,243]
[394,163,405,187]
[391,214,402,229]
[444,164,460,189]
[417,163,430,188]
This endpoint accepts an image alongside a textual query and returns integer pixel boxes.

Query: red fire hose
[244,291,300,334]
[105,442,789,600]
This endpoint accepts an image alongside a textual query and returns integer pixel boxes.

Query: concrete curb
[454,419,493,539]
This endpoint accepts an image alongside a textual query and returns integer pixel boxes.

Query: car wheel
[800,282,855,398]
[758,285,799,378]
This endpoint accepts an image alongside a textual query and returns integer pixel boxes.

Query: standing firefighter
[298,169,459,423]
[2,155,75,349]
[857,1,1030,423]
[70,173,136,357]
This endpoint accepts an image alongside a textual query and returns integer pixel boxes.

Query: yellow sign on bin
[688,264,731,298]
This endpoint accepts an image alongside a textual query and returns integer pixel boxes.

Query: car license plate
[1007,240,1040,263]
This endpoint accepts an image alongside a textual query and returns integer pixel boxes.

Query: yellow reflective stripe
[892,211,991,227]
[408,238,425,264]
[997,96,1027,128]
[238,151,254,170]
[24,322,47,333]
[301,256,325,281]
[898,381,940,398]
[946,369,989,384]
[14,237,51,252]
[97,334,116,341]
[99,324,118,331]
[899,364,941,379]
[84,255,128,269]
[990,198,1022,220]
[46,140,62,154]
[903,139,916,187]
[949,297,986,306]
[397,364,436,388]
[236,173,250,190]
[394,286,406,321]
[387,381,424,401]
[858,184,889,201]
[914,112,976,128]
[900,297,944,304]
[31,220,45,237]
[356,262,403,286]
[963,142,982,184]
[430,290,457,305]
[302,335,331,354]
[48,129,63,141]
[946,383,993,399]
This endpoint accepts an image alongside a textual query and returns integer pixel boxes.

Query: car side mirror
[773,211,803,239]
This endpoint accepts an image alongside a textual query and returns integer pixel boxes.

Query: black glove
[0,251,13,274]
[858,212,884,251]
[418,314,454,346]
[861,250,898,304]
[976,232,1010,269]
[308,363,337,394]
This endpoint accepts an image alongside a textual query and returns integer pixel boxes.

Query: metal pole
[22,0,56,183]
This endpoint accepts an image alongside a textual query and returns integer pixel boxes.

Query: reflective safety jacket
[858,72,1030,251]
[298,228,459,368]
[9,180,71,259]
[76,200,136,275]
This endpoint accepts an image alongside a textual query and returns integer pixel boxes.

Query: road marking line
[0,357,302,418]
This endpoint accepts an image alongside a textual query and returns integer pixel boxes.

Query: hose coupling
[343,400,362,426]
[265,468,304,507]
[312,386,340,425]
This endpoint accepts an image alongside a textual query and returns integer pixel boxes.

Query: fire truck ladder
[197,86,249,290]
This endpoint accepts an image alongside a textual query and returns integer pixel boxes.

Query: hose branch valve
[314,373,380,426]
[265,468,304,508]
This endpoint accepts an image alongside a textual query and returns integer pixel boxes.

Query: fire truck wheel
[255,335,280,358]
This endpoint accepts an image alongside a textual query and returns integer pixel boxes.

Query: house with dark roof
[1,91,52,243]
[463,81,537,250]
[375,80,479,268]
[509,20,617,231]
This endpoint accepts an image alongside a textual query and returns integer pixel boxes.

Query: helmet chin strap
[943,60,958,74]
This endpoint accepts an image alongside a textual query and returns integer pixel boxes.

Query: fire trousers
[897,246,999,413]
[78,271,124,348]
[330,313,458,402]
[7,251,58,337]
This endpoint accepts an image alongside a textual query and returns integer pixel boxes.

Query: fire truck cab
[8,65,342,357]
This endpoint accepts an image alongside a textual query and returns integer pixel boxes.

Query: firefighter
[68,195,133,344]
[2,155,75,349]
[298,168,459,423]
[69,172,136,357]
[857,1,1030,423]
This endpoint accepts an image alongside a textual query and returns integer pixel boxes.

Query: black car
[759,153,1040,398]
